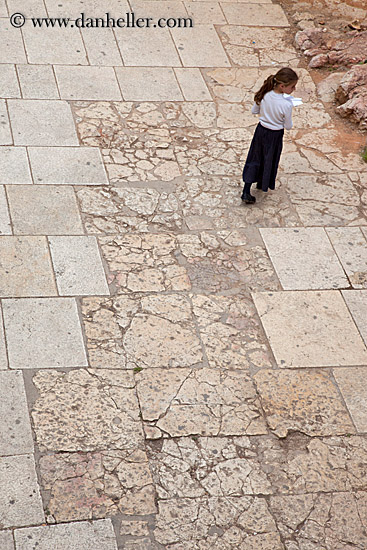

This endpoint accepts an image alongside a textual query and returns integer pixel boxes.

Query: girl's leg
[241,181,256,203]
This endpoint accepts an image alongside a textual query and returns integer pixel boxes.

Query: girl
[241,67,298,204]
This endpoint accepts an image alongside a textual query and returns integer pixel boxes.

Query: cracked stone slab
[254,369,355,437]
[82,295,202,370]
[342,290,367,346]
[39,449,156,521]
[6,185,84,235]
[253,290,367,368]
[270,491,367,550]
[136,368,267,438]
[326,227,367,288]
[14,519,118,550]
[0,371,34,455]
[260,227,348,290]
[8,100,79,146]
[3,298,88,369]
[0,147,32,184]
[49,236,109,296]
[333,367,367,432]
[0,236,57,297]
[99,234,190,293]
[153,496,282,549]
[0,454,45,528]
[31,369,144,452]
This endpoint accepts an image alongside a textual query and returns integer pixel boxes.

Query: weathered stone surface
[333,367,367,432]
[342,290,367,346]
[317,71,345,103]
[326,227,367,288]
[254,369,355,437]
[336,65,367,128]
[137,368,267,438]
[32,369,144,451]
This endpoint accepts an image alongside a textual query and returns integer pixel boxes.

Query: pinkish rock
[309,53,329,68]
[336,65,367,128]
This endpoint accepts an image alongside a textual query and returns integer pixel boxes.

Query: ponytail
[254,67,299,105]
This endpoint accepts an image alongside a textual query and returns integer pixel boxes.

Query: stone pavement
[1,1,367,549]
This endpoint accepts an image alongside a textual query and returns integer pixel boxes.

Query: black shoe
[241,193,256,204]
[256,183,262,190]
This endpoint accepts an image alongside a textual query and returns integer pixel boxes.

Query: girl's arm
[251,102,260,114]
[284,104,293,130]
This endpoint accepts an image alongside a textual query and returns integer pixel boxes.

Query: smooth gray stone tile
[0,65,20,99]
[6,185,84,235]
[3,298,88,369]
[260,227,349,290]
[0,186,12,235]
[0,371,34,455]
[0,302,8,369]
[333,367,367,433]
[22,26,87,64]
[0,531,14,550]
[54,66,122,100]
[8,100,79,146]
[0,147,32,184]
[49,236,109,296]
[0,455,44,528]
[81,28,123,66]
[342,290,367,346]
[14,520,118,550]
[116,27,181,66]
[28,147,107,184]
[0,20,26,64]
[327,227,367,289]
[17,65,59,100]
[171,25,230,67]
[115,67,183,101]
[0,100,12,146]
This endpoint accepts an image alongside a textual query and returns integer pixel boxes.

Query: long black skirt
[242,123,284,192]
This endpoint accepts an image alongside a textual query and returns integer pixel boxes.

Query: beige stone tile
[136,367,267,438]
[32,369,143,451]
[221,3,289,25]
[0,20,26,64]
[0,531,13,550]
[0,236,56,297]
[327,227,367,288]
[185,1,226,23]
[115,27,181,66]
[172,25,230,67]
[342,290,367,346]
[333,367,367,432]
[0,100,12,146]
[253,290,367,368]
[129,0,189,19]
[81,28,123,65]
[174,68,212,100]
[0,186,11,235]
[0,0,7,16]
[16,65,59,99]
[28,146,107,184]
[254,369,355,437]
[8,100,79,146]
[49,236,109,296]
[0,65,20,99]
[55,66,122,101]
[45,0,129,17]
[0,370,34,454]
[0,455,44,528]
[7,0,47,16]
[3,297,88,369]
[117,67,184,101]
[0,303,8,369]
[260,227,348,290]
[14,520,118,550]
[7,185,84,235]
[0,146,32,184]
[22,26,87,64]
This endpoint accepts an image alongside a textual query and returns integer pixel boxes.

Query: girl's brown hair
[254,68,298,105]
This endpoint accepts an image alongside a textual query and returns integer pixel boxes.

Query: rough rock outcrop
[335,64,367,128]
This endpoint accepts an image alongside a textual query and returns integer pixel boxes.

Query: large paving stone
[0,304,8,369]
[0,65,20,99]
[115,27,181,66]
[0,455,44,528]
[172,25,230,67]
[0,147,32,184]
[254,369,355,437]
[0,236,57,297]
[14,519,118,550]
[49,236,109,296]
[32,369,144,452]
[342,290,367,346]
[0,531,14,550]
[252,290,367,368]
[221,3,289,26]
[81,28,123,66]
[0,20,26,64]
[260,227,348,290]
[6,185,84,235]
[116,68,184,101]
[0,371,34,455]
[22,26,87,64]
[174,68,212,101]
[8,100,79,146]
[16,65,59,99]
[333,367,367,432]
[327,227,367,288]
[3,298,88,369]
[8,0,47,16]
[0,186,11,235]
[54,66,122,101]
[28,147,108,185]
[185,2,226,24]
[0,101,12,146]
[45,0,129,17]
